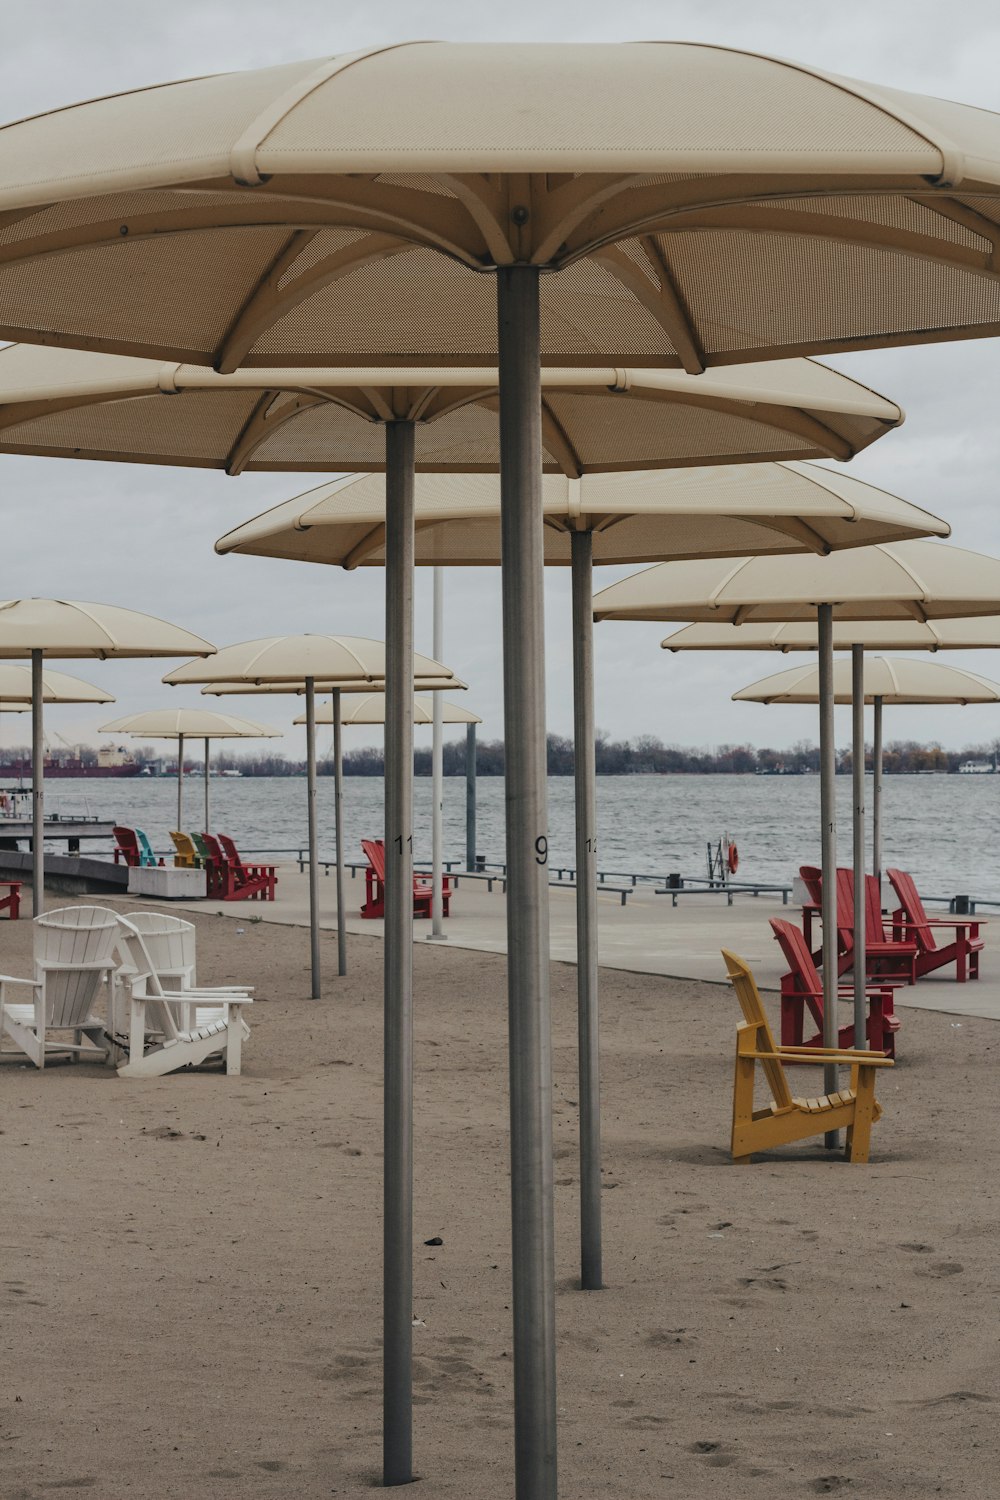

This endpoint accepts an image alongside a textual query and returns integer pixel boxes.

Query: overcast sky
[5,0,1000,759]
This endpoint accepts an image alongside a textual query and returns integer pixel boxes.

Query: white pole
[430,566,446,940]
[872,696,884,888]
[177,731,184,830]
[851,645,867,1051]
[306,677,321,1001]
[204,735,210,832]
[333,686,347,977]
[817,606,840,1147]
[31,649,44,916]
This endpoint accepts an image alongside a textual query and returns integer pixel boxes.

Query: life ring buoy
[727,842,739,875]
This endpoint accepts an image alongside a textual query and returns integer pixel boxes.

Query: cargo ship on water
[0,743,144,779]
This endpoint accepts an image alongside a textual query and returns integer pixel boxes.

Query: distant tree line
[9,735,998,777]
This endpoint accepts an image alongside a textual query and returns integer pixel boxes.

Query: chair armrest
[0,974,41,989]
[777,1044,893,1066]
[150,990,252,1006]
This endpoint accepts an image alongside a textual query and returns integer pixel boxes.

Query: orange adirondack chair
[887,868,984,982]
[723,949,893,1164]
[770,917,901,1058]
[360,838,451,920]
[201,834,276,902]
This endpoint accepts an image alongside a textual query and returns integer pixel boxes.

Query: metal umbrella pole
[204,735,211,832]
[383,417,416,1488]
[333,685,347,978]
[851,645,867,1050]
[31,648,44,915]
[817,606,840,1144]
[466,722,477,872]
[176,731,184,831]
[305,676,321,1001]
[497,264,557,1500]
[430,566,446,940]
[570,528,602,1292]
[872,695,884,888]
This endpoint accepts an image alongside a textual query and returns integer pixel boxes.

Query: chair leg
[846,1070,877,1163]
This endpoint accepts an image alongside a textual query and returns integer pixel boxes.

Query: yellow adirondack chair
[169,830,202,869]
[722,950,893,1164]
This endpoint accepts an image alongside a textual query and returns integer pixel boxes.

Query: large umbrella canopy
[0,599,215,659]
[662,618,1000,650]
[0,346,903,471]
[202,674,466,697]
[10,44,1000,1493]
[1,44,1000,368]
[99,707,282,736]
[0,662,113,703]
[216,462,945,566]
[592,541,993,623]
[99,705,282,834]
[733,656,1000,706]
[163,635,453,687]
[0,600,214,916]
[295,695,480,726]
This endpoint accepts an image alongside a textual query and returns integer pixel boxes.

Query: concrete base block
[128,865,207,900]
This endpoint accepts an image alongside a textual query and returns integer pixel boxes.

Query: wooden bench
[656,880,792,908]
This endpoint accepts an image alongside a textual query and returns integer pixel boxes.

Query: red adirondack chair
[0,881,20,919]
[887,867,984,982]
[217,834,278,902]
[770,917,901,1058]
[113,826,142,867]
[201,833,276,902]
[847,870,919,984]
[360,838,452,920]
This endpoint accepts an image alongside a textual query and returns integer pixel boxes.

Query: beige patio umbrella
[594,541,1000,1105]
[98,707,281,833]
[8,46,1000,1490]
[0,601,213,914]
[0,665,114,790]
[733,656,1000,890]
[216,458,945,1287]
[165,637,456,1000]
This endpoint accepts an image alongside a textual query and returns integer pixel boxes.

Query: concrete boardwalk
[169,863,1000,1022]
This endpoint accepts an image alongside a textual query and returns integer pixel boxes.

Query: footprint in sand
[738,1276,788,1292]
[911,1390,995,1407]
[898,1241,934,1253]
[914,1261,964,1278]
[811,1479,853,1494]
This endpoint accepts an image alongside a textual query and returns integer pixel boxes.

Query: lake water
[33,771,1000,898]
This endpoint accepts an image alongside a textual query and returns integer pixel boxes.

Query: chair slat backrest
[836,868,856,949]
[201,833,226,865]
[217,834,245,873]
[362,839,386,882]
[123,911,196,986]
[886,868,936,953]
[864,874,888,942]
[721,949,794,1111]
[113,826,141,867]
[34,906,119,1028]
[115,914,186,1042]
[191,832,212,862]
[770,917,821,991]
[170,830,199,867]
[136,829,158,867]
[799,865,822,905]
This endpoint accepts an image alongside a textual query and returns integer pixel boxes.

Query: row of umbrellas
[5,38,1000,1499]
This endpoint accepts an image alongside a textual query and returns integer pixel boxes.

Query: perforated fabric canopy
[0,345,903,474]
[0,599,215,659]
[216,462,948,569]
[163,635,454,686]
[733,655,1000,704]
[661,618,1000,650]
[0,43,1000,367]
[593,541,1000,623]
[98,707,281,738]
[0,662,113,702]
[294,694,480,726]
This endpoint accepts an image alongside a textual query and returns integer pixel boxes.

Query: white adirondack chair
[0,905,118,1068]
[109,911,248,1044]
[114,915,252,1078]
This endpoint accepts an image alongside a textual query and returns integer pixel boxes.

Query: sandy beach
[2,898,996,1499]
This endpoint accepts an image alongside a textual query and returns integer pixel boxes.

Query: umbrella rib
[539,399,583,479]
[590,241,705,375]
